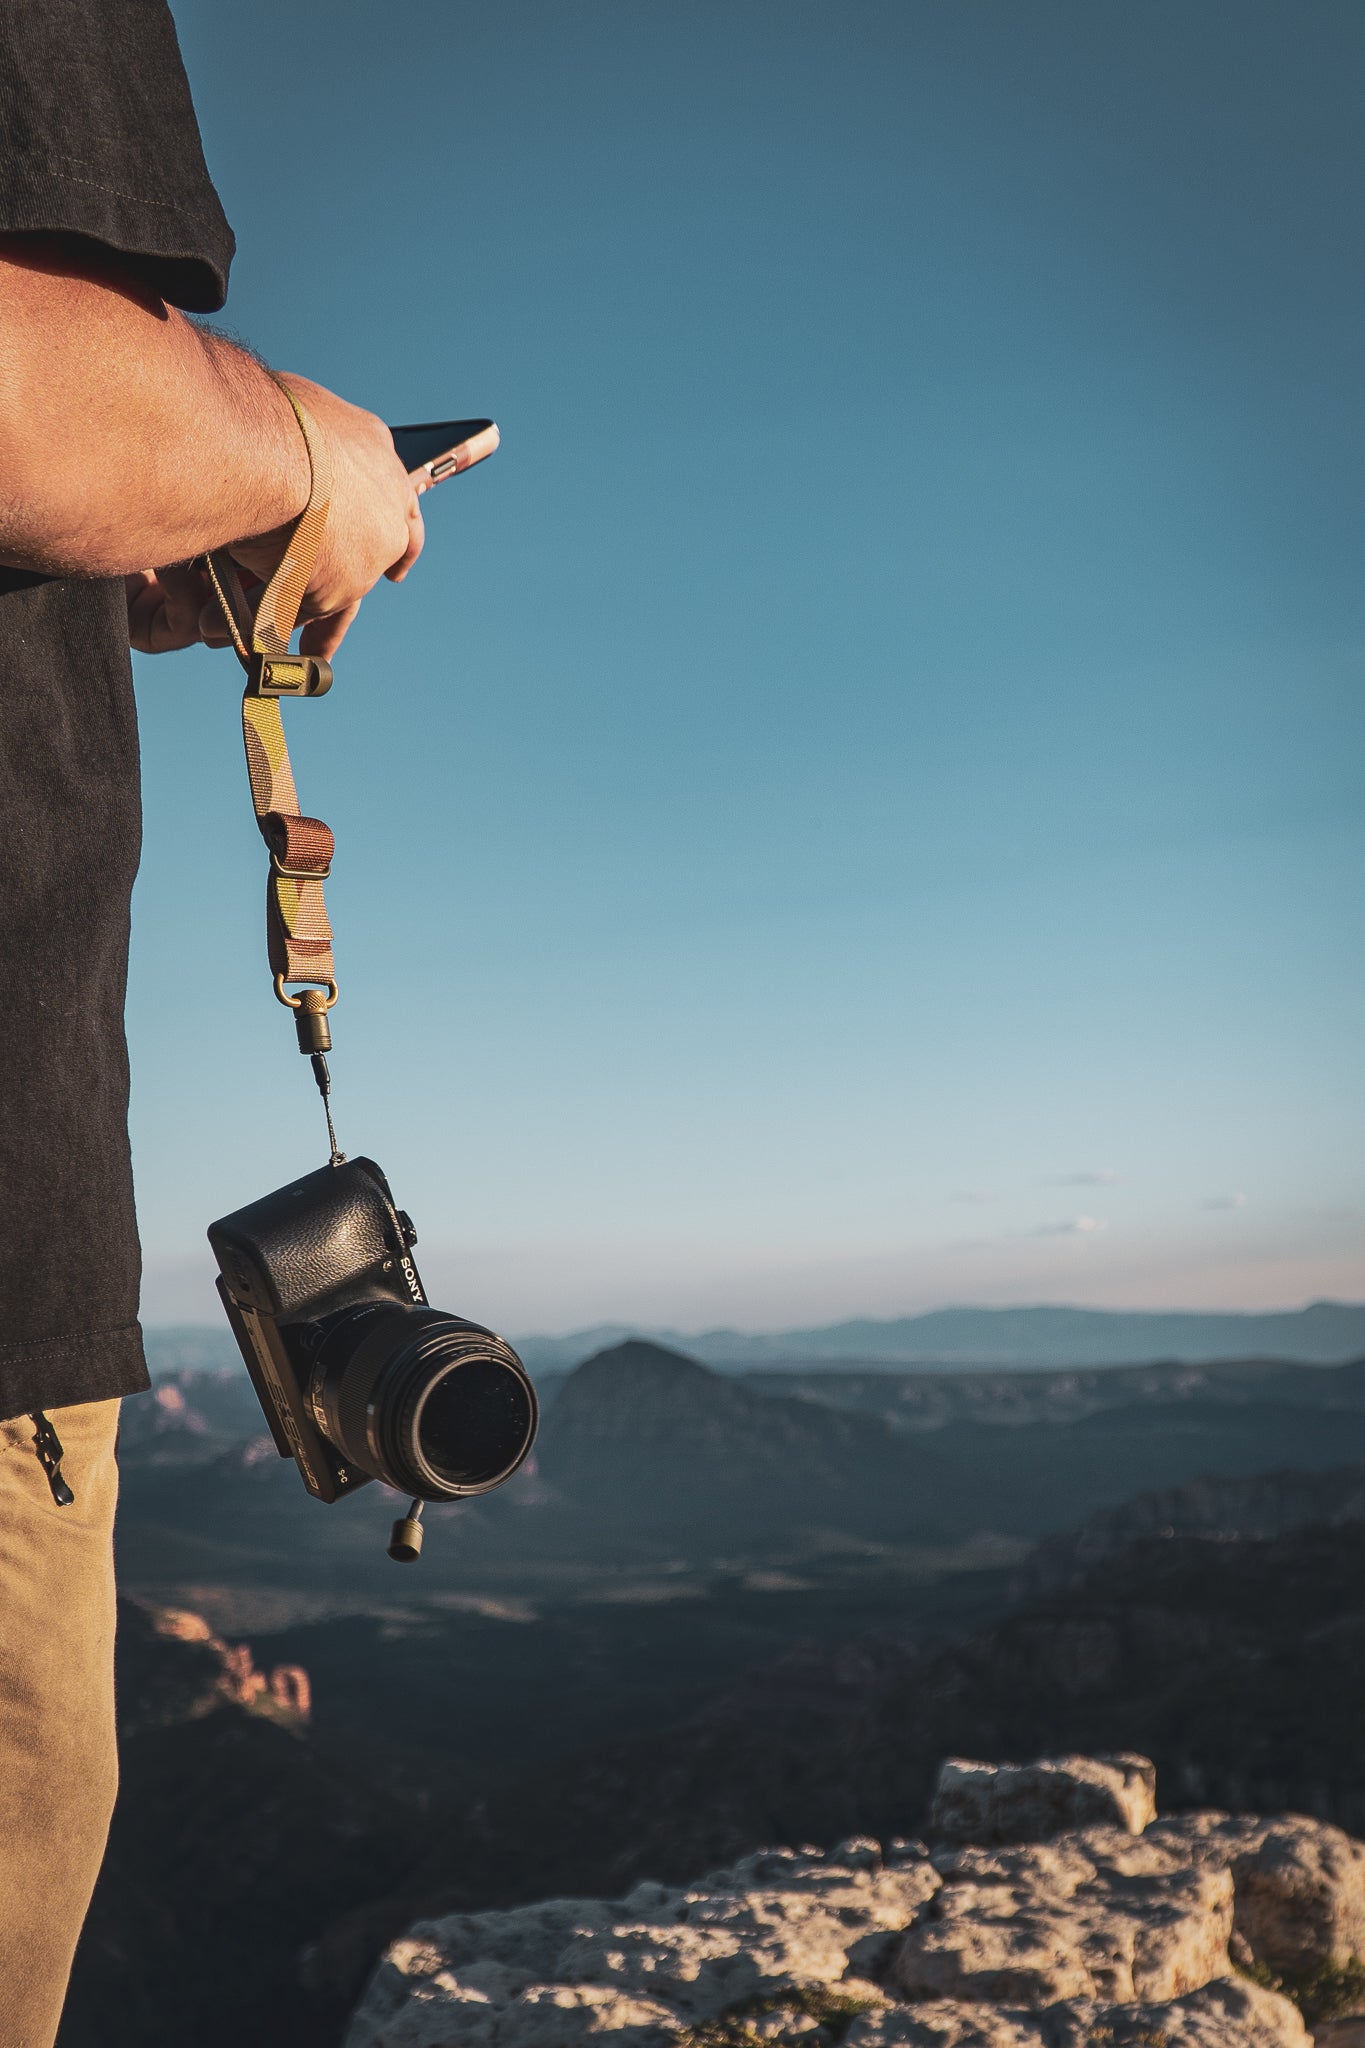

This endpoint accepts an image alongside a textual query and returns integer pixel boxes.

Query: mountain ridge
[143,1301,1365,1380]
[511,1300,1365,1372]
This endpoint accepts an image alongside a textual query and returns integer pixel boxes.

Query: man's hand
[221,375,424,659]
[0,236,424,657]
[129,377,425,659]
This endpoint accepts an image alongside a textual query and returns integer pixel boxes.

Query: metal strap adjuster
[247,651,334,698]
[270,849,333,882]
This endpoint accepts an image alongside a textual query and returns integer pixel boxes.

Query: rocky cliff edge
[345,1753,1365,2047]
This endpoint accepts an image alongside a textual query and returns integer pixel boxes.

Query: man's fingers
[184,461,421,659]
[386,498,425,584]
[127,567,217,653]
[299,602,361,659]
[126,571,167,654]
[196,598,237,649]
[157,562,212,641]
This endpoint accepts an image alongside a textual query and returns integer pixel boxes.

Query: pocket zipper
[28,1412,74,1506]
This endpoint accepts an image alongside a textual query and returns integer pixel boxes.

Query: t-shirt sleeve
[0,0,234,312]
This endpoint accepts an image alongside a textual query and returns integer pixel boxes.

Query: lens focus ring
[311,1303,538,1501]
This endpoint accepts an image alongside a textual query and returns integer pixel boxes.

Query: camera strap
[202,385,340,1049]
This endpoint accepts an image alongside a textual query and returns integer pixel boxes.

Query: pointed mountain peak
[567,1338,719,1389]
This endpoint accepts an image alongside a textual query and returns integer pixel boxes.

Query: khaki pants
[0,1402,119,2048]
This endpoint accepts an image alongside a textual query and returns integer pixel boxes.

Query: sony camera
[208,1157,538,1556]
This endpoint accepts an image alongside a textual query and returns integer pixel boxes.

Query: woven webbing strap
[205,384,337,997]
[242,702,335,988]
[246,390,333,657]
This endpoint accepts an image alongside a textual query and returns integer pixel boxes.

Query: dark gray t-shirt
[0,0,233,1417]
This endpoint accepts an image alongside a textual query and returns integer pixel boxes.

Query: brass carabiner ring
[273,975,339,1012]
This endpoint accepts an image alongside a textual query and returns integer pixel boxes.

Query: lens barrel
[308,1303,537,1501]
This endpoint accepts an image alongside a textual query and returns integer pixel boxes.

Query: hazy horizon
[138,1290,1365,1344]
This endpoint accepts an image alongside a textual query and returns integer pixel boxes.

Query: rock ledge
[346,1755,1365,2047]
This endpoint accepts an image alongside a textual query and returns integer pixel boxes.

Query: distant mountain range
[121,1337,1365,1584]
[511,1299,1365,1372]
[739,1352,1365,1431]
[517,1339,1365,1551]
[143,1300,1365,1381]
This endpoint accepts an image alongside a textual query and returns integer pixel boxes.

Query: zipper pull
[29,1412,74,1506]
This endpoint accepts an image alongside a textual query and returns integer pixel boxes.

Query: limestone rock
[846,1976,1310,2044]
[1229,1817,1365,1973]
[1137,1811,1365,1975]
[894,1828,1232,2006]
[346,1843,937,2048]
[345,1758,1353,2048]
[928,1754,1157,1847]
[847,2001,1050,2044]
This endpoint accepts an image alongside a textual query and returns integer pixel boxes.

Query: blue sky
[131,0,1365,1330]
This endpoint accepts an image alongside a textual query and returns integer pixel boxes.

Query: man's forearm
[0,237,309,577]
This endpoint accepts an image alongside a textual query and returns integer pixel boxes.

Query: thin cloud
[1202,1192,1248,1211]
[1052,1169,1122,1186]
[1025,1215,1108,1238]
[953,1188,995,1205]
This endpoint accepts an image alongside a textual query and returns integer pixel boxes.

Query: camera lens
[309,1304,538,1502]
[416,1356,533,1487]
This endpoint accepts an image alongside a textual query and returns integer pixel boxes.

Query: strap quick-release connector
[246,652,333,698]
[290,985,336,1055]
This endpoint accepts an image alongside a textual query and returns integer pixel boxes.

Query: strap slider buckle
[247,652,334,699]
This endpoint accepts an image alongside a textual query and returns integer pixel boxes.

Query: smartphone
[389,419,500,488]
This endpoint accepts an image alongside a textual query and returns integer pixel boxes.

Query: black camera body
[208,1157,538,1512]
